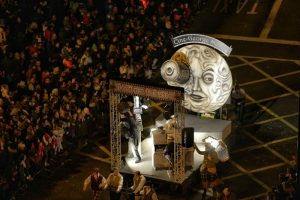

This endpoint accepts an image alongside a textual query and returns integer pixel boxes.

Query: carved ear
[161,60,190,84]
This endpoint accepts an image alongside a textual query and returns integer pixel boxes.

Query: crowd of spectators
[266,154,297,200]
[0,0,193,199]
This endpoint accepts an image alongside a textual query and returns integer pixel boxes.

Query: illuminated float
[109,34,233,185]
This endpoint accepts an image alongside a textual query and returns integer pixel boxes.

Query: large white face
[161,44,232,113]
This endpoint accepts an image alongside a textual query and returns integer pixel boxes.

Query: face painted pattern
[161,44,232,113]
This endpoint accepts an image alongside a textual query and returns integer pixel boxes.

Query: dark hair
[93,168,99,173]
[222,185,230,192]
[124,112,130,117]
[144,182,152,187]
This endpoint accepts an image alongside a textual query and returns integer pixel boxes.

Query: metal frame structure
[109,79,186,182]
[173,101,185,182]
[109,92,122,169]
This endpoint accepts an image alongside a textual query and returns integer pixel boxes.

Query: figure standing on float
[120,109,142,163]
[194,142,221,199]
[118,101,142,164]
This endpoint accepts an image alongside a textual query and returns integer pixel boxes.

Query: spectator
[141,182,158,200]
[0,0,194,198]
[0,23,7,50]
[130,170,146,200]
[231,82,246,123]
[83,167,106,200]
[105,168,123,200]
[218,186,237,200]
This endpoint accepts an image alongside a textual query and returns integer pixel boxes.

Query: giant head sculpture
[161,44,232,113]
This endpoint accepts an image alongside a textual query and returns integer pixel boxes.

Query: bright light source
[203,136,219,148]
[141,105,149,109]
[210,139,219,148]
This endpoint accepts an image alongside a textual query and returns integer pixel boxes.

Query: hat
[144,182,152,187]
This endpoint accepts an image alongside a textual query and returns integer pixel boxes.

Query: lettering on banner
[171,34,232,57]
[110,80,183,102]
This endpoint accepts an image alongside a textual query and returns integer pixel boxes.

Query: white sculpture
[161,44,232,113]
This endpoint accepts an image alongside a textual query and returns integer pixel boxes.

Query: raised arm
[104,174,111,190]
[83,175,91,191]
[117,175,123,193]
[194,143,206,155]
[134,175,146,194]
[99,176,107,190]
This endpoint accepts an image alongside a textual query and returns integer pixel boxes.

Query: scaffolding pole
[173,102,185,182]
[110,93,121,169]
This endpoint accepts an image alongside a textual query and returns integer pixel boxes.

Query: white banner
[171,34,232,56]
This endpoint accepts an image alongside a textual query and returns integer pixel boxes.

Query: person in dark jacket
[120,110,142,163]
[218,186,237,200]
[142,182,158,200]
[231,83,246,123]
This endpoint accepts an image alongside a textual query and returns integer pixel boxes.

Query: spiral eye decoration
[166,66,174,75]
[161,44,232,113]
[161,60,190,84]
